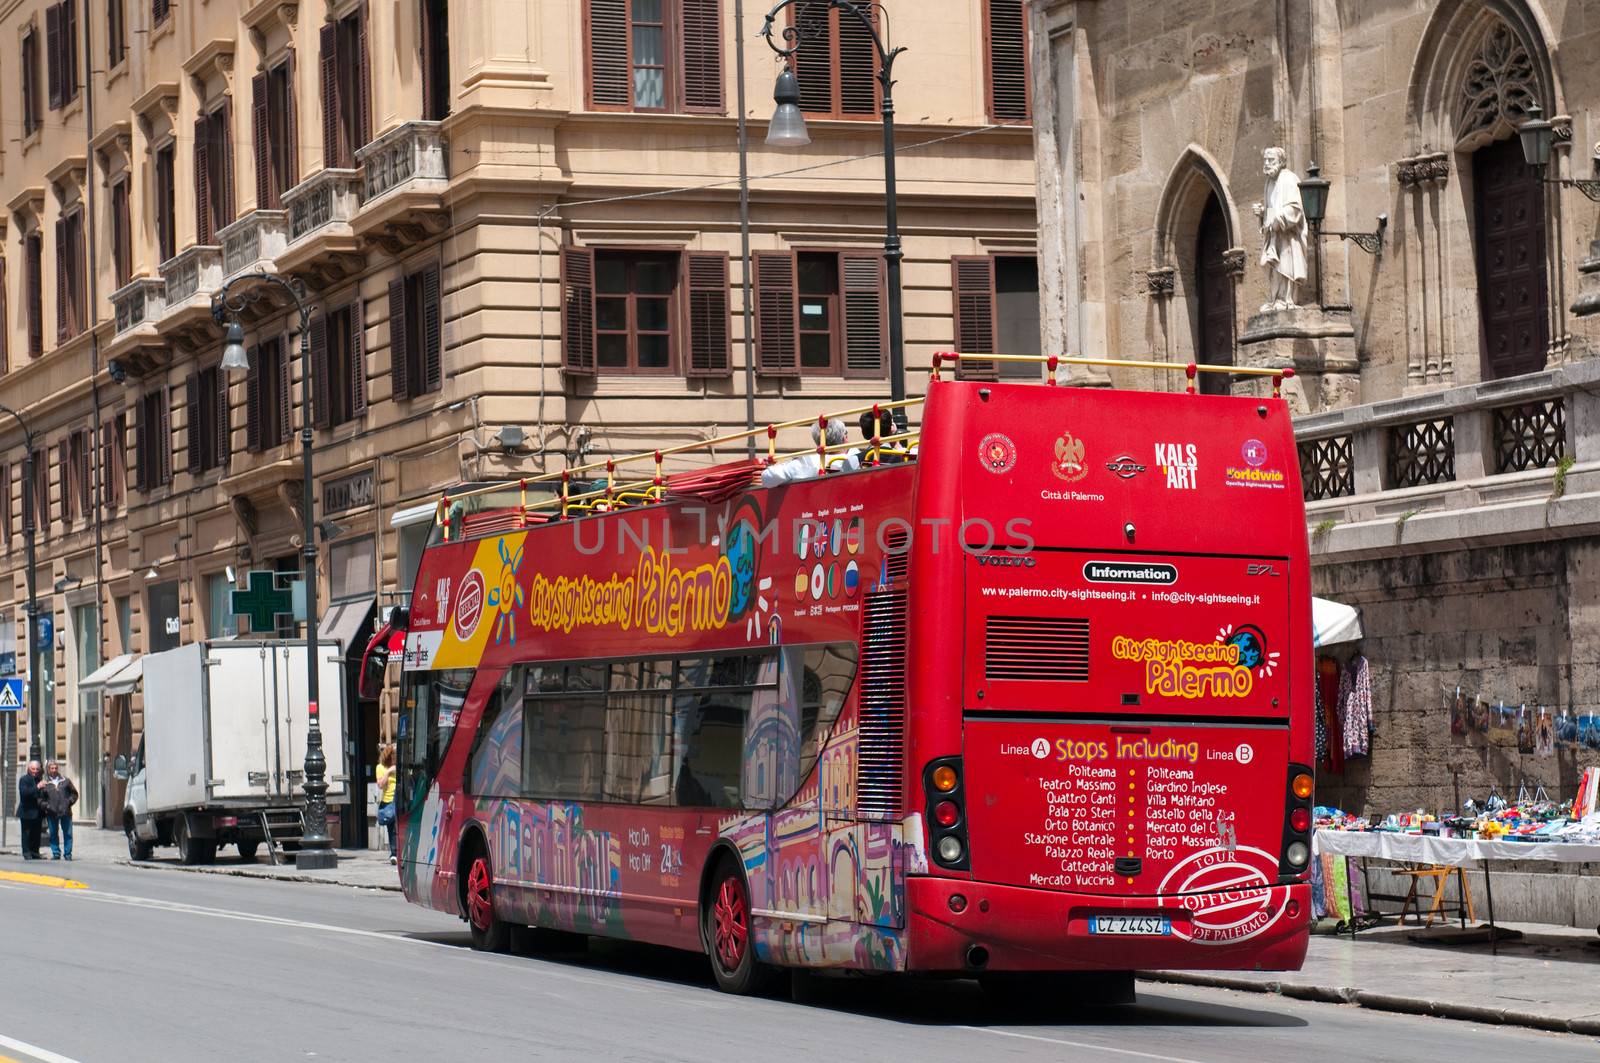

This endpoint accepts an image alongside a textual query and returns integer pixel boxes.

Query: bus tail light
[1279,762,1315,880]
[924,757,970,872]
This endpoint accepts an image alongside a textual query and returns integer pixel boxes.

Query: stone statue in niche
[1251,147,1308,312]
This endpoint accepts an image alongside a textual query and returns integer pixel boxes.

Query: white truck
[116,640,348,864]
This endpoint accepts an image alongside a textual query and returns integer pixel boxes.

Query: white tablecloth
[1314,828,1600,866]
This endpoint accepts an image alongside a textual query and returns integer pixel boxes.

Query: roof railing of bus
[429,355,1294,538]
[927,352,1295,396]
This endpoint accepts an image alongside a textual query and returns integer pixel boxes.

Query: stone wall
[1313,539,1600,817]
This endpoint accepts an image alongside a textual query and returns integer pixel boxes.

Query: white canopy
[79,653,137,693]
[1313,597,1363,648]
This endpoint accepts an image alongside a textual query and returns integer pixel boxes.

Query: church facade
[1030,0,1600,828]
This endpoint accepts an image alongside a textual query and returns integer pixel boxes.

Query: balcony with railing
[1295,360,1600,560]
[219,209,289,279]
[277,168,363,285]
[154,244,224,349]
[354,121,450,252]
[105,276,169,375]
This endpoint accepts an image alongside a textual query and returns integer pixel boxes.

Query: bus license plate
[1088,916,1171,936]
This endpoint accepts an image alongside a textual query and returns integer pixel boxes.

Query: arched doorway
[1473,136,1547,378]
[1194,195,1235,395]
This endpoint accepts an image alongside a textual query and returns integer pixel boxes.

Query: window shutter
[194,114,211,245]
[158,388,172,485]
[350,300,368,414]
[45,4,61,110]
[310,314,330,428]
[219,101,236,226]
[838,9,878,116]
[62,0,77,100]
[70,212,85,333]
[186,372,202,474]
[27,237,43,358]
[680,0,723,113]
[754,251,799,376]
[152,0,168,23]
[588,0,629,108]
[320,22,340,167]
[252,72,271,208]
[276,337,292,444]
[984,0,1030,122]
[841,252,887,378]
[57,440,68,523]
[245,346,262,451]
[0,257,8,373]
[387,279,410,398]
[685,251,730,377]
[216,368,231,467]
[419,1,434,120]
[952,256,998,380]
[421,266,442,392]
[98,422,110,513]
[356,4,372,148]
[560,248,595,375]
[54,217,67,343]
[284,51,300,188]
[793,7,831,113]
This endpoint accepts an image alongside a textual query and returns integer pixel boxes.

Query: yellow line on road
[0,869,88,890]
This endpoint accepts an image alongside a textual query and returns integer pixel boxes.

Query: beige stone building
[0,0,1037,839]
[1031,0,1600,826]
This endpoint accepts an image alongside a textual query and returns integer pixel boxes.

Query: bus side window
[468,668,524,798]
[675,688,750,809]
[522,665,606,801]
[796,643,858,788]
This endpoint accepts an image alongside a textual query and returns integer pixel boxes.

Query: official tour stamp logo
[453,570,486,642]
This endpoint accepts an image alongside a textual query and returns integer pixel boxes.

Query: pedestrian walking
[39,760,78,860]
[17,760,44,860]
[376,743,397,865]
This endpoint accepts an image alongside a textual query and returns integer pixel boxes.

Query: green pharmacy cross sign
[231,571,294,633]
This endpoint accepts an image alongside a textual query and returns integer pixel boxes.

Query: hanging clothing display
[1318,656,1343,773]
[1314,680,1328,766]
[1338,655,1372,758]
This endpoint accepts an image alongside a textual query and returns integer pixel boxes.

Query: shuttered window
[56,208,86,343]
[561,249,726,377]
[111,179,132,287]
[421,0,451,120]
[154,144,176,263]
[253,57,298,211]
[67,429,90,521]
[312,302,367,426]
[0,258,8,374]
[186,366,227,474]
[586,0,723,114]
[195,104,235,246]
[45,1,78,111]
[390,266,442,398]
[792,5,877,118]
[29,449,47,539]
[135,389,171,491]
[0,463,9,547]
[25,234,43,359]
[951,254,1041,381]
[21,28,42,135]
[102,414,126,513]
[107,0,126,68]
[685,252,730,377]
[151,0,170,25]
[984,0,1030,123]
[245,336,292,452]
[760,250,883,378]
[321,6,372,168]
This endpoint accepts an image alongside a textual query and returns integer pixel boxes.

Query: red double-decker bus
[369,356,1314,999]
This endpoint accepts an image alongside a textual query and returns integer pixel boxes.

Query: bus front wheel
[464,843,511,953]
[703,859,778,995]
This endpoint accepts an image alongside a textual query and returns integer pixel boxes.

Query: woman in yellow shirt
[376,744,398,864]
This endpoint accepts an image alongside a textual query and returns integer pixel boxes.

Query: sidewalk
[1144,920,1600,1036]
[1,823,402,891]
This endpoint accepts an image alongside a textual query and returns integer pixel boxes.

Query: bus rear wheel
[703,859,778,995]
[465,846,511,953]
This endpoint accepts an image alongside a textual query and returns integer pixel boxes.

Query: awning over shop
[1313,597,1363,648]
[80,653,137,693]
[105,656,143,696]
[320,598,376,656]
[390,500,438,528]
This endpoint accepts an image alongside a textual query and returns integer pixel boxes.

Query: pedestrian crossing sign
[0,677,21,711]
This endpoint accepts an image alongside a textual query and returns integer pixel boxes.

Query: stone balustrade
[219,209,289,278]
[1295,360,1600,558]
[111,276,166,336]
[283,168,361,244]
[158,244,224,309]
[357,121,448,204]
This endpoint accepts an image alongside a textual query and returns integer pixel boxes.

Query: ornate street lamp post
[0,404,41,765]
[211,274,337,870]
[761,1,908,427]
[1517,104,1600,202]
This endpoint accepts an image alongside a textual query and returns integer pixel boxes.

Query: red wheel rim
[712,875,749,971]
[467,856,493,932]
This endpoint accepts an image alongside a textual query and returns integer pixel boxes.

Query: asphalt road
[1,860,1595,1063]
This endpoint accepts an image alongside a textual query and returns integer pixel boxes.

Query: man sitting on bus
[761,418,856,487]
[854,409,905,466]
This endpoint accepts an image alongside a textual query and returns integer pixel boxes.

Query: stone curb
[116,858,403,892]
[1139,972,1595,1035]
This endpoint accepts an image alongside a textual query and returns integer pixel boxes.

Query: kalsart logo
[1155,845,1287,945]
[452,569,487,642]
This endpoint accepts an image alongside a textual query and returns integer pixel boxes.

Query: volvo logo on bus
[977,554,1036,568]
[1083,561,1178,584]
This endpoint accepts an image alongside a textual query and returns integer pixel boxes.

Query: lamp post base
[294,848,340,870]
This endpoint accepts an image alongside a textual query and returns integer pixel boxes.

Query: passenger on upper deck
[854,410,904,466]
[761,418,856,487]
